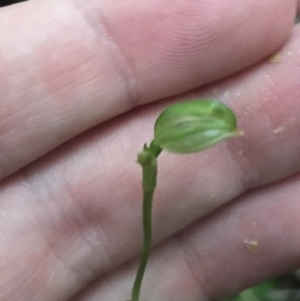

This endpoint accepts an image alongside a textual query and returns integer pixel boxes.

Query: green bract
[154,99,240,154]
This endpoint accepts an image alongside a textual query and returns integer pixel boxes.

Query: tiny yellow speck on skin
[244,239,259,252]
[269,52,281,63]
[236,129,245,136]
[273,125,286,134]
[196,246,204,257]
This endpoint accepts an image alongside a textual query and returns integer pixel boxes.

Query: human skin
[0,0,299,300]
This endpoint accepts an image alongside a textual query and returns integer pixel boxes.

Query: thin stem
[129,141,162,301]
[130,184,155,301]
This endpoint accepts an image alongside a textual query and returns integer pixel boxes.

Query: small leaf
[153,99,241,154]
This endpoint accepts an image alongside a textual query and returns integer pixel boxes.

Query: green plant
[223,272,300,301]
[128,99,242,301]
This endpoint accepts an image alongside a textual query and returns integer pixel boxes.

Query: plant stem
[130,183,155,301]
[129,142,162,301]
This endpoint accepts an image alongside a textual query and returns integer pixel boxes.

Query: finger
[72,173,300,301]
[0,0,296,179]
[1,25,300,301]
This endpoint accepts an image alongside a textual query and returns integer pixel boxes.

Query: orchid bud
[154,99,241,154]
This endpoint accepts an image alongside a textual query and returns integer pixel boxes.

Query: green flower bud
[153,99,242,154]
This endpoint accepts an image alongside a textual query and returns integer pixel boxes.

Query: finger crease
[73,0,140,110]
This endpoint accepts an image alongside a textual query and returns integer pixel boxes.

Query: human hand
[0,0,299,300]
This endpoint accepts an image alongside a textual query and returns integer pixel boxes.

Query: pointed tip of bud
[236,128,245,136]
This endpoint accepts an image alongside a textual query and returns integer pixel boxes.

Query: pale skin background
[0,0,300,300]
